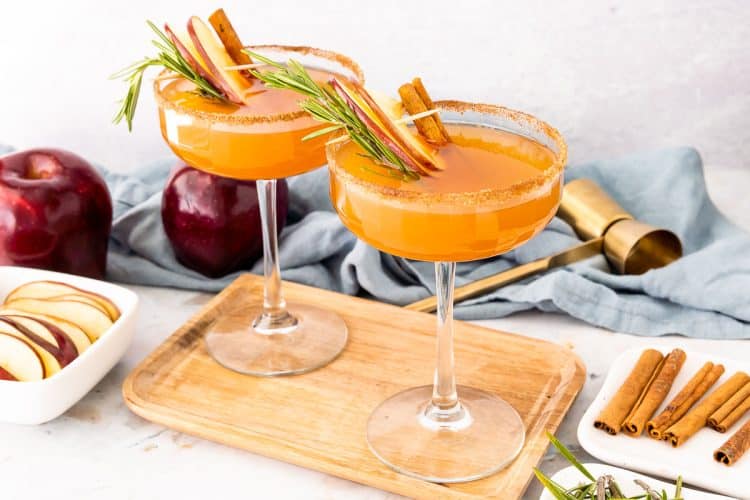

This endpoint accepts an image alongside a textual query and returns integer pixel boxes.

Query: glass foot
[366,385,525,483]
[204,302,347,376]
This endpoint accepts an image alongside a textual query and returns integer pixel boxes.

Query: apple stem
[252,179,298,333]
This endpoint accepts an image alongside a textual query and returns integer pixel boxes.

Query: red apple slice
[331,78,442,173]
[0,310,91,353]
[4,298,113,342]
[0,366,17,380]
[187,16,248,104]
[164,23,227,99]
[0,314,79,359]
[0,332,44,381]
[0,319,62,376]
[6,281,121,321]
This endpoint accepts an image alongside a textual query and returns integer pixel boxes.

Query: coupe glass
[326,101,567,482]
[155,46,364,376]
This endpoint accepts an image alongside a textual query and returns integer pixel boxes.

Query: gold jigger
[405,179,682,313]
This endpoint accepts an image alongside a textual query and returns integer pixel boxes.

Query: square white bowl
[0,265,138,424]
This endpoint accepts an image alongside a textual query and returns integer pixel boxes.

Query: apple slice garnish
[0,319,63,376]
[4,298,113,342]
[0,332,45,381]
[331,78,443,174]
[187,16,248,104]
[0,310,91,354]
[164,24,227,100]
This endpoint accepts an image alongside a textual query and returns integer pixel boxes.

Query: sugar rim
[153,44,365,125]
[327,100,568,207]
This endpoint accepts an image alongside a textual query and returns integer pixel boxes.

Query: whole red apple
[0,149,113,279]
[161,163,289,278]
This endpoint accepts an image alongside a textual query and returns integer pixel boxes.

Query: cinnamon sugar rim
[153,44,365,125]
[327,100,567,207]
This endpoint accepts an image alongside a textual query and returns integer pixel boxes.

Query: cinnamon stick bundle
[594,349,664,435]
[622,348,686,436]
[646,362,724,440]
[714,417,750,466]
[664,371,750,447]
[708,380,750,433]
[398,78,450,145]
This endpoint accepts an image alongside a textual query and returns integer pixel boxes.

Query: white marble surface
[0,165,747,499]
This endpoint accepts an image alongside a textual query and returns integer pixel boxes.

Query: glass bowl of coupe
[114,9,364,377]
[326,90,566,482]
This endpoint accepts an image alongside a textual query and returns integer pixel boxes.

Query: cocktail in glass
[326,101,567,482]
[155,46,364,376]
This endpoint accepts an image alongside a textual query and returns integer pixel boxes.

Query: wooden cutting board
[123,274,585,499]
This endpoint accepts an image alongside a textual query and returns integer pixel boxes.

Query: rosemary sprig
[111,21,227,131]
[535,433,685,499]
[245,50,419,180]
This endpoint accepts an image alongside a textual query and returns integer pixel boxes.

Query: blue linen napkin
[2,144,749,338]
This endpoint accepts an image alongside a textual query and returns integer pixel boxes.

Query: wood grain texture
[123,274,586,499]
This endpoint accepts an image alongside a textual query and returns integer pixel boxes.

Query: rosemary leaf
[112,20,227,131]
[245,50,419,178]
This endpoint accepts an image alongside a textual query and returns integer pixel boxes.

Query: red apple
[161,163,289,278]
[0,149,113,279]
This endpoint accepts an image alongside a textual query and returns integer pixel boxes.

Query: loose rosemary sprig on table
[111,21,226,131]
[536,433,684,500]
[246,51,418,180]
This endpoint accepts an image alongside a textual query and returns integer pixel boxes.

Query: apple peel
[331,78,442,174]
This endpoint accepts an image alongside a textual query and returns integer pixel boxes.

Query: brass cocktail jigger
[405,178,682,313]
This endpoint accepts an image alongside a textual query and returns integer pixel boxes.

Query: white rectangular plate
[540,463,732,499]
[578,347,748,498]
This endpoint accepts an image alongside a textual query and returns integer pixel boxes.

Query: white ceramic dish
[578,347,749,499]
[0,266,138,424]
[540,463,733,499]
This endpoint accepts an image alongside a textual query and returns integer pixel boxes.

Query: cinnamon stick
[209,9,253,68]
[412,78,450,141]
[709,381,750,432]
[594,349,664,435]
[664,371,750,447]
[646,362,723,440]
[714,417,750,466]
[623,348,686,436]
[398,78,449,145]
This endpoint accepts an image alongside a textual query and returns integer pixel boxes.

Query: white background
[1,0,748,174]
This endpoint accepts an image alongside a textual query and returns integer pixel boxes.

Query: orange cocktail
[152,44,363,377]
[329,117,562,262]
[327,98,566,483]
[155,48,361,180]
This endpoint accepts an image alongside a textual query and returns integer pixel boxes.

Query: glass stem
[424,261,467,426]
[254,179,297,333]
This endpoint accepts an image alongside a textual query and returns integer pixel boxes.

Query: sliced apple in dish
[0,319,63,377]
[0,332,45,381]
[330,78,443,173]
[5,281,120,321]
[0,314,81,358]
[188,16,249,104]
[0,365,17,380]
[0,313,91,355]
[3,298,113,342]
